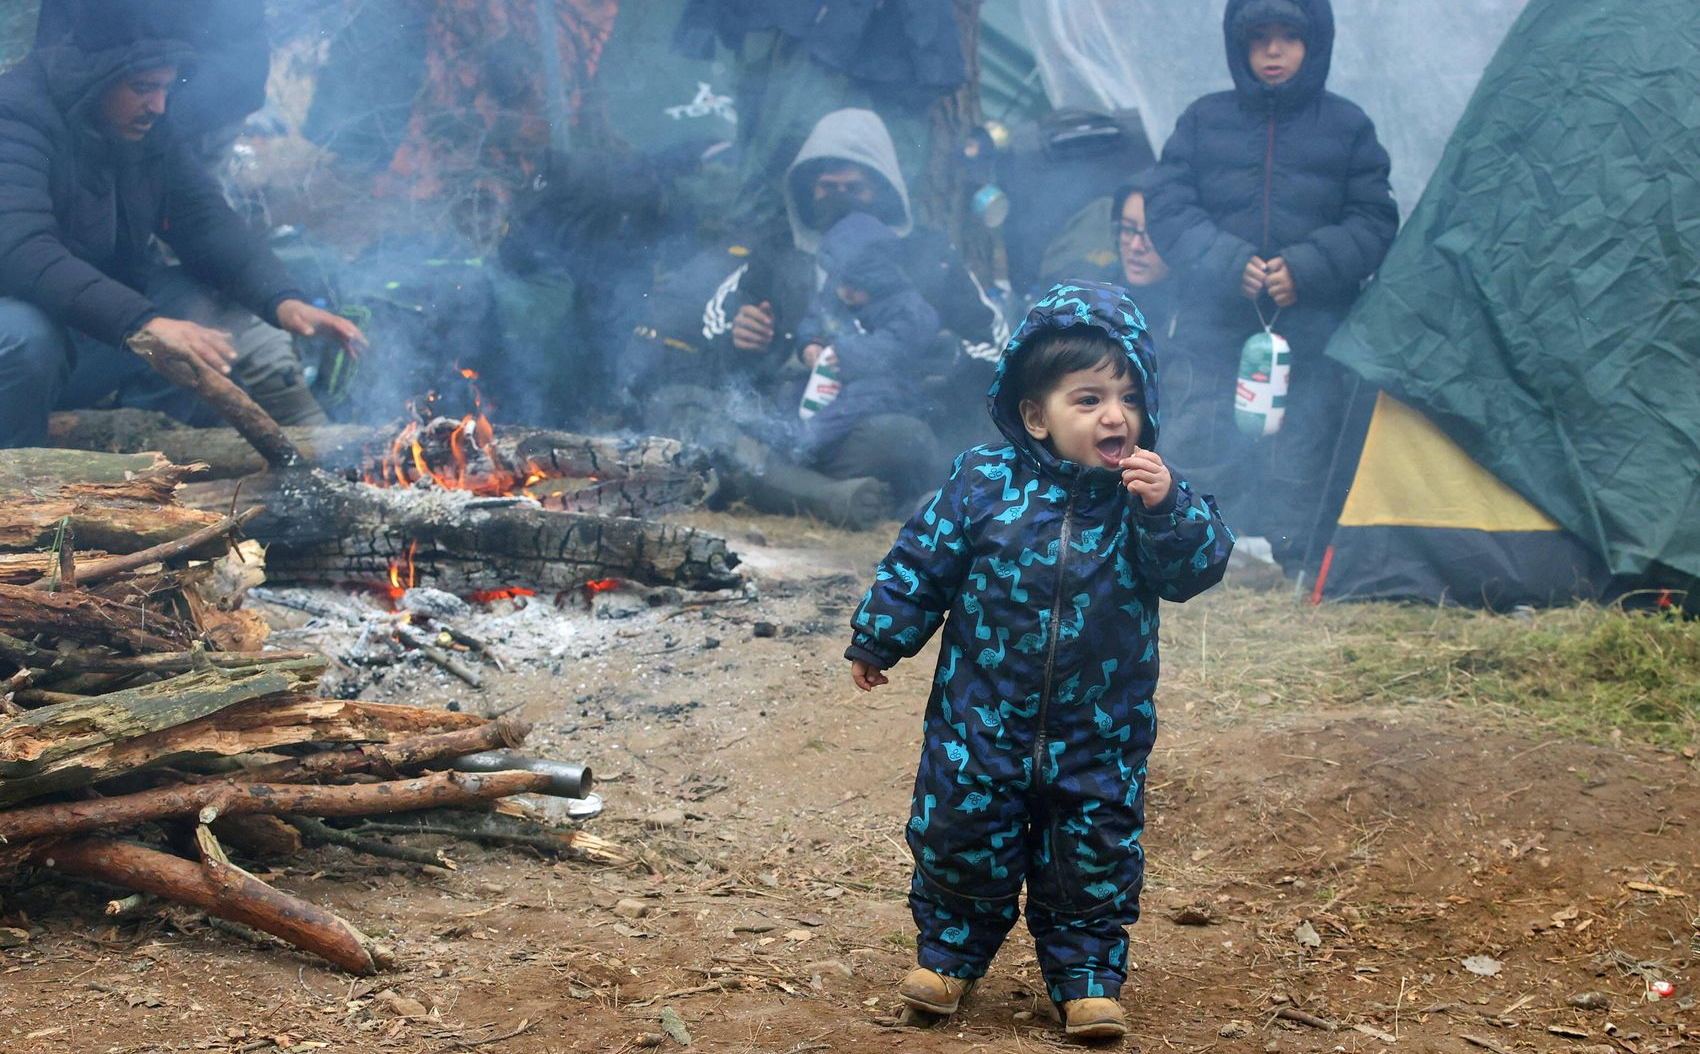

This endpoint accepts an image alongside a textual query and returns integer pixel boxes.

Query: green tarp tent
[1321,0,1700,604]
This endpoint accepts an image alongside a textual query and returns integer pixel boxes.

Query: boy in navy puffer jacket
[845,281,1233,1039]
[1144,0,1396,574]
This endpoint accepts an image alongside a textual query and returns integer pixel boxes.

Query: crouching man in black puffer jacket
[0,18,363,447]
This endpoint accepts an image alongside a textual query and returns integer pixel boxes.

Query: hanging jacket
[0,40,302,347]
[795,210,941,458]
[845,280,1232,818]
[1143,0,1396,349]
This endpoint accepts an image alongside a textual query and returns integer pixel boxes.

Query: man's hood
[988,281,1157,476]
[35,38,195,130]
[784,108,912,255]
[1223,0,1334,111]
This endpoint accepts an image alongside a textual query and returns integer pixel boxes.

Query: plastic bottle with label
[799,347,841,419]
[1234,329,1290,436]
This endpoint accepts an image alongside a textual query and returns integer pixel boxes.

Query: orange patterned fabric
[376,0,617,202]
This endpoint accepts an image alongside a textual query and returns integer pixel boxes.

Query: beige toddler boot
[898,967,976,1015]
[1061,996,1127,1040]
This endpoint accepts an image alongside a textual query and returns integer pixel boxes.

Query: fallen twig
[1463,1035,1515,1054]
[1274,1006,1337,1031]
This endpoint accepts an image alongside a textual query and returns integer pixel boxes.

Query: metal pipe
[450,751,592,799]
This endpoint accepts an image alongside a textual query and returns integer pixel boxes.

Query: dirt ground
[2,510,1696,1054]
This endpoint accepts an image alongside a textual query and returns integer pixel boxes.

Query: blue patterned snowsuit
[845,281,1233,1003]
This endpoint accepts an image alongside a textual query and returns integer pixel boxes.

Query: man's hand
[275,298,368,356]
[851,659,889,692]
[1120,447,1174,509]
[1264,257,1297,308]
[801,342,826,368]
[1241,255,1268,300]
[140,316,238,375]
[731,301,775,352]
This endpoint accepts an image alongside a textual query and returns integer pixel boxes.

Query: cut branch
[30,508,262,591]
[126,331,303,470]
[239,716,528,783]
[43,836,389,973]
[0,769,554,841]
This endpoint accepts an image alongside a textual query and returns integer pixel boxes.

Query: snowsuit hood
[988,281,1158,477]
[1223,0,1333,111]
[784,108,913,255]
[817,210,911,299]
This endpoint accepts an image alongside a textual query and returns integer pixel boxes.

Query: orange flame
[364,371,542,498]
[386,540,418,601]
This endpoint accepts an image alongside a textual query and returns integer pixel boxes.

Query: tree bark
[27,508,262,591]
[0,456,223,555]
[83,696,486,793]
[0,768,553,842]
[0,582,194,654]
[0,659,325,804]
[42,836,389,974]
[203,470,740,593]
[237,716,529,784]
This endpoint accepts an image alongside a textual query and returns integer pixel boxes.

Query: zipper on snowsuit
[1031,486,1077,785]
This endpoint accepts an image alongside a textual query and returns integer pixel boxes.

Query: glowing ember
[583,578,621,595]
[469,587,538,604]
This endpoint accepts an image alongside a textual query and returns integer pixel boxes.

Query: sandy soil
[2,511,1696,1054]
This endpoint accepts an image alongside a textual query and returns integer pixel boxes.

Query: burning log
[41,834,391,974]
[224,471,740,593]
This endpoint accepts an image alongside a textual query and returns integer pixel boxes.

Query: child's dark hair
[1013,325,1133,404]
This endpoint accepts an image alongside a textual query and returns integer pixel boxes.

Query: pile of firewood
[0,448,616,974]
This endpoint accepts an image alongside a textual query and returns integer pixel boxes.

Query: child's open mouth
[1095,437,1127,464]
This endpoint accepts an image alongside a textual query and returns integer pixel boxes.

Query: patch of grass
[1162,587,1700,749]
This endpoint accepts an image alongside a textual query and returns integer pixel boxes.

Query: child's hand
[1120,447,1174,509]
[1265,257,1297,307]
[851,659,889,691]
[1241,256,1268,300]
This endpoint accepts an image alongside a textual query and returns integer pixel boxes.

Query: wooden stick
[127,330,304,470]
[238,717,528,784]
[34,647,318,676]
[30,508,263,591]
[0,769,553,842]
[287,815,455,869]
[42,836,387,973]
[1462,1035,1515,1054]
[392,621,483,688]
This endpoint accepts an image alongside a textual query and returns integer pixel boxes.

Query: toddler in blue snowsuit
[845,281,1233,1039]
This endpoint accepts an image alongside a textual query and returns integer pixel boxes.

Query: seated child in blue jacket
[844,281,1233,1039]
[794,210,947,503]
